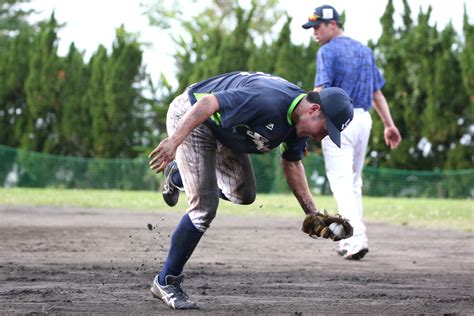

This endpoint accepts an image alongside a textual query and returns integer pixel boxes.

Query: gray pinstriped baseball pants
[166,89,256,232]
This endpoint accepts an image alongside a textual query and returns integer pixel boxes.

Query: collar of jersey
[287,93,307,126]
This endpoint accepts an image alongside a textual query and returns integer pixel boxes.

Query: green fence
[0,145,157,191]
[1,145,472,198]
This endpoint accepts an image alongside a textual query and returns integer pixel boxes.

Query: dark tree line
[1,0,472,171]
[147,0,473,171]
[370,0,473,170]
[1,1,152,158]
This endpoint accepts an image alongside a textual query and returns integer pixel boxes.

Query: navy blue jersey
[188,71,308,161]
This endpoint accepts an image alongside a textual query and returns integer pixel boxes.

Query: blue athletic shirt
[188,71,307,161]
[315,36,385,110]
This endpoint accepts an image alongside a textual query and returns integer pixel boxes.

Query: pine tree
[60,43,91,156]
[273,14,317,90]
[460,5,474,115]
[0,26,32,147]
[423,24,468,168]
[0,0,34,147]
[86,45,109,157]
[88,27,146,158]
[215,6,253,73]
[370,0,410,168]
[400,0,412,33]
[109,26,145,158]
[449,6,474,170]
[372,1,472,171]
[21,13,62,152]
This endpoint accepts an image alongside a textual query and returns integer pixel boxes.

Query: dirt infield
[0,205,472,315]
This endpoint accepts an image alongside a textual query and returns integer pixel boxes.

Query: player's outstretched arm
[281,159,317,215]
[281,158,354,241]
[149,95,220,173]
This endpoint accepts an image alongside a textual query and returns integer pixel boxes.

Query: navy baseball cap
[302,5,340,29]
[319,87,353,147]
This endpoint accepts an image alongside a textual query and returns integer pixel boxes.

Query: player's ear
[309,103,322,115]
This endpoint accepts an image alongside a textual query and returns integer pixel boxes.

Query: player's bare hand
[148,138,177,173]
[384,126,401,149]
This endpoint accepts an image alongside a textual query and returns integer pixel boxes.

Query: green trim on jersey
[194,93,209,101]
[287,93,307,126]
[210,112,222,126]
[194,92,222,126]
[279,142,288,155]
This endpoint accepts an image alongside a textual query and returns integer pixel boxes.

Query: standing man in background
[302,5,402,260]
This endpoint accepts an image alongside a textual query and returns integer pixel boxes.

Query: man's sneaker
[346,248,369,260]
[338,248,369,260]
[162,161,183,207]
[150,274,199,310]
[338,237,369,261]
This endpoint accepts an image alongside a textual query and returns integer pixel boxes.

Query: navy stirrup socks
[158,213,203,285]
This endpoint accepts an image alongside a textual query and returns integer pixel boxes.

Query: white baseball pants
[322,109,372,251]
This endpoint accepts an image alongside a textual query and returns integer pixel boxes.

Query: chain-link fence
[1,145,472,198]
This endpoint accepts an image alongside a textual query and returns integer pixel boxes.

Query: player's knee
[187,198,219,232]
[239,191,256,205]
[235,184,256,205]
[188,209,217,232]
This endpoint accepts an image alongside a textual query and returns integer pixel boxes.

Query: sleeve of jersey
[213,87,262,128]
[315,48,333,88]
[280,131,308,161]
[371,53,385,91]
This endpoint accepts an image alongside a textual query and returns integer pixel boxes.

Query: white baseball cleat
[338,235,369,260]
[150,274,199,310]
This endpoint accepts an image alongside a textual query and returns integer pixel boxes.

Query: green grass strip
[1,188,472,232]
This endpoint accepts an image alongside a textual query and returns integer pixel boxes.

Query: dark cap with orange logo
[302,5,340,29]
